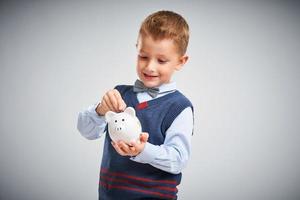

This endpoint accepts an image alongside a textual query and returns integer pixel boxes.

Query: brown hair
[139,10,189,56]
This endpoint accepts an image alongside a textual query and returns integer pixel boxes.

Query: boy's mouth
[143,73,158,79]
[143,73,158,78]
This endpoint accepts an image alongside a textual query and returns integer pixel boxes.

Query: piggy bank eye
[114,120,117,123]
[122,119,125,121]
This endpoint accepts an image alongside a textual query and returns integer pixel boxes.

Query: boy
[77,10,194,200]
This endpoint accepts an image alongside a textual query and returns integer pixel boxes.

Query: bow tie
[133,79,160,98]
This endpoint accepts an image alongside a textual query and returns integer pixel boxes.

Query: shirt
[77,81,193,174]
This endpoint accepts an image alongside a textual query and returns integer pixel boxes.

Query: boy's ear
[105,111,116,122]
[175,55,189,71]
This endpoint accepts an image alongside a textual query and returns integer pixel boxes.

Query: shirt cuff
[130,142,158,164]
[87,104,106,125]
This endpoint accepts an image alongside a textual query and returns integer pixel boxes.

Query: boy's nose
[145,60,156,72]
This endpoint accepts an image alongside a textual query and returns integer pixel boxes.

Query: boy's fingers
[113,90,126,111]
[130,140,138,148]
[103,95,114,111]
[111,141,126,156]
[119,101,126,111]
[107,91,119,111]
[129,146,136,152]
[99,99,108,114]
[116,97,126,111]
[113,89,122,99]
[118,141,130,154]
[140,132,149,143]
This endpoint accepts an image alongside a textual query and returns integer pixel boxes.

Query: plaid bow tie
[133,79,160,98]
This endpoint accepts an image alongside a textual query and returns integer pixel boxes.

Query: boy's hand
[96,89,126,116]
[111,132,149,157]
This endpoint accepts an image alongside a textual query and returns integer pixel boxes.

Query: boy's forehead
[137,35,178,55]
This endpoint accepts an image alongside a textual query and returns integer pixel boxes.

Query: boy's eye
[158,59,167,64]
[122,119,125,121]
[115,120,117,123]
[138,55,148,59]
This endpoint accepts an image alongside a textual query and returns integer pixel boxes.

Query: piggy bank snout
[115,125,125,132]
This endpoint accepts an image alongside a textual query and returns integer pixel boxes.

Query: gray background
[1,0,300,199]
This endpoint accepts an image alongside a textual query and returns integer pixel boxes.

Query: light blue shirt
[77,82,193,174]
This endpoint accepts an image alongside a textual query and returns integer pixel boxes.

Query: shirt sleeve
[130,107,193,174]
[77,103,107,140]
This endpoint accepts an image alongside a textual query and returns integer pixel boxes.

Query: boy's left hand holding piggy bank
[95,89,148,157]
[112,132,149,157]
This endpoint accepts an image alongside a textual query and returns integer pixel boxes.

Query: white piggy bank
[105,107,142,144]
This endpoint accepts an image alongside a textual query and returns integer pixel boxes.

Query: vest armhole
[161,99,193,136]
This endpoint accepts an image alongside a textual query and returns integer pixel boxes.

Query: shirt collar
[158,82,177,93]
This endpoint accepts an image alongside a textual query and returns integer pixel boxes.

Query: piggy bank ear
[124,107,136,117]
[105,111,116,123]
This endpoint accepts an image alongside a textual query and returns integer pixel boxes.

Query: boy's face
[136,34,188,88]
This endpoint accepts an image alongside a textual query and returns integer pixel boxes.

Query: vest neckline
[130,87,180,107]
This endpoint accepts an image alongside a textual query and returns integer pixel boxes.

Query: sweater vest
[99,85,193,200]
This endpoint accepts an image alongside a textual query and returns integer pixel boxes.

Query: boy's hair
[139,10,189,56]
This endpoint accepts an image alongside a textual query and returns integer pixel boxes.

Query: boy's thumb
[140,132,149,143]
[119,101,126,111]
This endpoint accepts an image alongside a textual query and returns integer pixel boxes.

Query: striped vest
[99,85,193,200]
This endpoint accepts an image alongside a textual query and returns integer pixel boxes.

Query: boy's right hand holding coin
[95,89,127,116]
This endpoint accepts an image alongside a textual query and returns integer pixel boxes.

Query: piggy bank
[105,107,141,144]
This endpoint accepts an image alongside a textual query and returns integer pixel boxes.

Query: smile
[143,73,158,79]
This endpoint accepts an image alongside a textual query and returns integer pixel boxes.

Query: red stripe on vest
[100,174,177,192]
[101,167,177,185]
[100,181,176,199]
